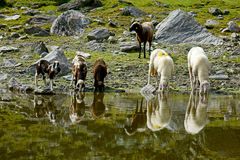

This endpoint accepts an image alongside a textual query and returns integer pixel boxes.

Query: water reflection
[33,95,57,123]
[91,92,106,119]
[124,98,147,136]
[184,91,209,135]
[146,93,172,132]
[69,92,85,124]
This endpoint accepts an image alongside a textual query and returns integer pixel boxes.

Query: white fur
[188,47,210,93]
[147,94,171,131]
[147,49,174,91]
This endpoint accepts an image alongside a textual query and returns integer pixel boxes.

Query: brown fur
[71,59,87,91]
[129,22,154,58]
[93,58,107,92]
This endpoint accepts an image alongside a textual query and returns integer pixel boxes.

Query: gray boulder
[121,6,146,17]
[120,42,139,52]
[87,28,110,41]
[26,15,56,24]
[58,0,102,11]
[50,10,90,36]
[205,19,219,29]
[0,73,7,81]
[29,48,70,76]
[208,8,223,16]
[24,26,50,36]
[8,77,34,93]
[5,15,20,21]
[86,40,106,51]
[222,21,240,33]
[155,9,223,45]
[2,59,17,67]
[32,41,49,54]
[0,46,19,53]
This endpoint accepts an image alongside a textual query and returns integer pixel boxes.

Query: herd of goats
[33,21,210,95]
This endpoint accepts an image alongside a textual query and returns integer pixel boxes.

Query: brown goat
[129,22,154,58]
[71,56,87,91]
[35,59,61,91]
[93,58,107,92]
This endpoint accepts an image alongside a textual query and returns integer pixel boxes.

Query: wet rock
[108,19,118,27]
[120,42,139,52]
[24,26,50,36]
[32,41,49,55]
[155,9,223,45]
[87,28,111,41]
[8,32,20,39]
[4,14,20,20]
[8,77,34,93]
[0,46,19,53]
[223,10,230,15]
[10,25,22,30]
[58,0,102,11]
[208,8,223,16]
[29,48,70,76]
[121,6,146,17]
[40,52,48,58]
[2,59,17,67]
[22,9,40,16]
[205,19,219,29]
[19,35,29,40]
[51,10,90,36]
[34,88,55,95]
[231,47,240,55]
[76,51,91,58]
[222,21,240,33]
[209,74,229,80]
[26,15,56,24]
[0,24,7,29]
[0,73,7,81]
[108,36,117,44]
[86,40,106,51]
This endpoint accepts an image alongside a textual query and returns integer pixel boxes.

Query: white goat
[188,47,210,94]
[147,49,174,92]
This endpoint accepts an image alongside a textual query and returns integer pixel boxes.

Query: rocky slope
[0,0,239,94]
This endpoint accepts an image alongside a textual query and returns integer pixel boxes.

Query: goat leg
[138,42,141,58]
[50,79,53,91]
[143,42,146,58]
[149,41,151,56]
[35,73,38,89]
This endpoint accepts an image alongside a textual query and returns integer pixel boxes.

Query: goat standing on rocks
[188,47,210,95]
[129,22,154,58]
[93,58,107,92]
[35,60,61,91]
[71,55,87,92]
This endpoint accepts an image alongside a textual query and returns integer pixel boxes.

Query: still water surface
[0,90,239,159]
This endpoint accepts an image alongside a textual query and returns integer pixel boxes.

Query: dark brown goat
[124,98,147,136]
[71,58,87,91]
[35,60,61,91]
[129,22,154,58]
[93,58,107,92]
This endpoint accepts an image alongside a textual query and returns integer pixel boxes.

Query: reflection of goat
[184,91,208,135]
[71,55,87,91]
[35,60,61,91]
[188,47,210,95]
[148,49,174,92]
[91,92,105,119]
[129,22,154,58]
[147,93,172,132]
[93,58,107,92]
[124,98,147,136]
[33,95,57,123]
[69,92,85,124]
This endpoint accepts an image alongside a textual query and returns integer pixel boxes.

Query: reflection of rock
[147,93,172,132]
[184,92,208,135]
[91,92,105,119]
[69,92,85,124]
[124,98,147,136]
